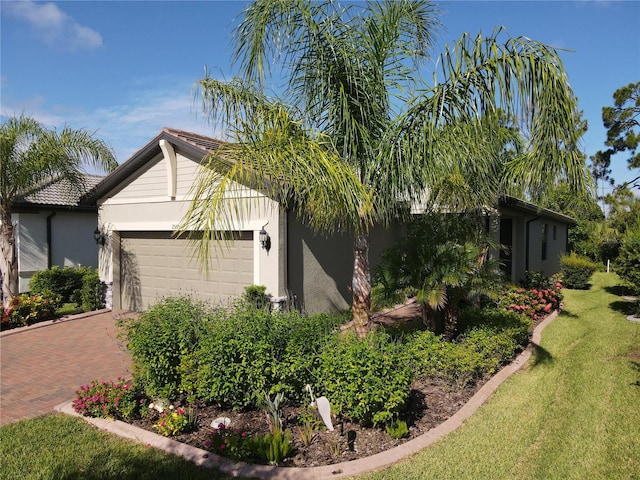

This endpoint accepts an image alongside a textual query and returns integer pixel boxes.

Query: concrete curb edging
[55,310,559,480]
[0,309,112,338]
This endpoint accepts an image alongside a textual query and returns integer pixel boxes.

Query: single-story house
[84,128,574,313]
[9,175,103,293]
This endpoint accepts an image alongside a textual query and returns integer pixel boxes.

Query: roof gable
[83,128,225,204]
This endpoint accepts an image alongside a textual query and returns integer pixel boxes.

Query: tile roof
[161,127,225,152]
[14,174,104,208]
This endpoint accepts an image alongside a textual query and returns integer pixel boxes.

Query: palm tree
[182,0,589,338]
[0,115,117,305]
[373,213,501,339]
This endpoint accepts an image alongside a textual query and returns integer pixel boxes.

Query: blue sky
[1,0,639,194]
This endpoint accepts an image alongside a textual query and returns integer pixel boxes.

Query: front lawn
[0,414,231,480]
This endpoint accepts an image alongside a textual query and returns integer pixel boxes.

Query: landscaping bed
[70,280,562,468]
[125,377,481,468]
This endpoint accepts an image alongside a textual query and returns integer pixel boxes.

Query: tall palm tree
[0,115,117,305]
[182,0,589,338]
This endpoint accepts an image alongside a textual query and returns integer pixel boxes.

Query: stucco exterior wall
[499,207,569,282]
[14,210,98,292]
[286,213,406,313]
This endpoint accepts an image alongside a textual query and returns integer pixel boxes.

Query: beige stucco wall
[98,143,285,308]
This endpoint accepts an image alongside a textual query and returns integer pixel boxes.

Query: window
[541,224,548,261]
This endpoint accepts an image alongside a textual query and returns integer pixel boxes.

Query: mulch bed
[130,377,484,468]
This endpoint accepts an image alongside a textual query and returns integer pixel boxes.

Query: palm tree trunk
[352,230,371,339]
[1,207,18,306]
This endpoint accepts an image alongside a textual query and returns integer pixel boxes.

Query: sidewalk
[0,310,133,425]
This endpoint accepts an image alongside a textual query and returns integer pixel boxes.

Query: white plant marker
[305,384,334,432]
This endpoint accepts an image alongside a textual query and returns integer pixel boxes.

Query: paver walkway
[0,310,134,425]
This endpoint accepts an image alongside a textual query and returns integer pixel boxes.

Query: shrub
[560,253,597,289]
[72,377,141,420]
[194,307,343,409]
[615,226,640,295]
[458,307,532,346]
[79,268,104,311]
[316,331,411,426]
[29,266,82,303]
[30,266,103,311]
[403,330,486,388]
[118,296,210,399]
[458,328,519,376]
[241,285,271,310]
[6,292,59,327]
[496,283,562,323]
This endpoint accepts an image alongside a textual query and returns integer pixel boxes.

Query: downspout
[46,211,56,268]
[525,216,540,272]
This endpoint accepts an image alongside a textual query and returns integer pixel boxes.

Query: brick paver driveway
[0,310,133,425]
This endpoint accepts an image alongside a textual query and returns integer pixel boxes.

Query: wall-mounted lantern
[259,223,271,252]
[93,227,106,246]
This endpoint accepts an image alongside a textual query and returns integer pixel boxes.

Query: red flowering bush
[72,377,141,420]
[498,281,563,322]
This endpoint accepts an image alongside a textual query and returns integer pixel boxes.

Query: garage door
[119,231,254,310]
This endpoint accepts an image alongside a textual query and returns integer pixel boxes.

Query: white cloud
[3,1,103,51]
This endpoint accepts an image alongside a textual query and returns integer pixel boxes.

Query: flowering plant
[498,281,563,322]
[5,292,60,328]
[205,423,254,462]
[153,406,194,436]
[72,377,141,420]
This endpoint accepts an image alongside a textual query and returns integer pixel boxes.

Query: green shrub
[615,226,640,295]
[458,328,519,376]
[30,266,103,311]
[458,307,532,346]
[29,266,83,303]
[79,268,104,311]
[560,253,597,289]
[194,306,278,409]
[316,331,411,426]
[241,285,272,310]
[403,330,486,388]
[119,296,210,399]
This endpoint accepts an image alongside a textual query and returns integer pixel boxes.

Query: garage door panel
[119,232,254,310]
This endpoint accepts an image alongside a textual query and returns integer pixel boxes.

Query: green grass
[362,272,640,480]
[2,272,638,479]
[0,414,233,480]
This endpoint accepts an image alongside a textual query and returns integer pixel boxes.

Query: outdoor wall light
[93,227,106,246]
[259,224,271,251]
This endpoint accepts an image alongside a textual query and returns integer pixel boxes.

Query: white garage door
[119,231,254,310]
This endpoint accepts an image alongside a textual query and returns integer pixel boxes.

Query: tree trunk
[1,208,18,307]
[352,230,371,339]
